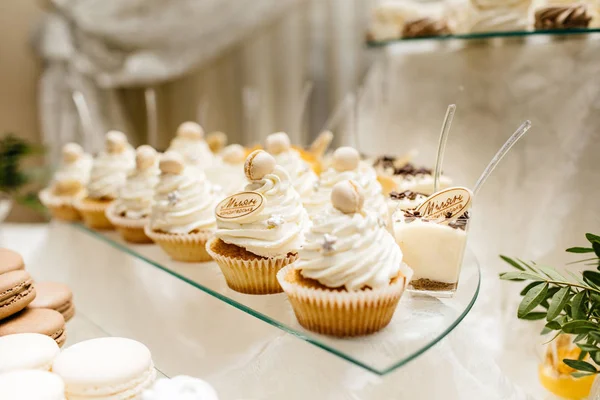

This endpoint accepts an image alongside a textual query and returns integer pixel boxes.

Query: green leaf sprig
[500,233,600,376]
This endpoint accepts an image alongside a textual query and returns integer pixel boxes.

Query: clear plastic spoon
[473,120,532,196]
[433,104,457,193]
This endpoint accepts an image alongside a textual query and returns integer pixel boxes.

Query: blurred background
[2,0,600,398]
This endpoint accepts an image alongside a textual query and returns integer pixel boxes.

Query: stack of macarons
[0,248,75,348]
[0,335,176,399]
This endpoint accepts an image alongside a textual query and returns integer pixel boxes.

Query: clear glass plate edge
[75,223,481,376]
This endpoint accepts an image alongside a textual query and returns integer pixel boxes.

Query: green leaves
[570,291,587,320]
[518,283,548,318]
[562,359,598,373]
[499,271,542,281]
[584,271,600,287]
[567,247,595,253]
[561,321,599,334]
[587,233,600,244]
[501,232,600,375]
[547,287,571,321]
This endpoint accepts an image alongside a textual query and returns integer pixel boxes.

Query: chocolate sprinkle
[390,190,426,201]
[373,157,433,176]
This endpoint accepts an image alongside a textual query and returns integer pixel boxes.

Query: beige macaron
[159,152,185,175]
[27,282,75,322]
[265,132,291,155]
[244,150,276,181]
[332,147,360,172]
[331,180,365,214]
[176,122,204,140]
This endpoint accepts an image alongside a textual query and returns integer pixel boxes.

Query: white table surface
[0,222,547,400]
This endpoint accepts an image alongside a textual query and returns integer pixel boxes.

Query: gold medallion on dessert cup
[394,186,472,298]
[206,238,298,295]
[105,204,153,244]
[144,226,213,262]
[277,264,411,337]
[74,197,115,230]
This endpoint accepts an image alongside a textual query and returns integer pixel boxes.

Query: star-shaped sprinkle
[321,233,337,253]
[267,214,285,228]
[167,191,180,206]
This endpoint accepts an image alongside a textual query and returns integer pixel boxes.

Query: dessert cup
[206,238,297,295]
[394,211,469,297]
[106,204,152,244]
[74,197,114,230]
[277,264,411,337]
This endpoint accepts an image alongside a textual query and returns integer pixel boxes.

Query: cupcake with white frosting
[39,143,92,221]
[305,147,388,221]
[106,145,160,243]
[204,144,247,196]
[167,122,215,170]
[145,152,221,262]
[277,180,413,337]
[265,132,319,205]
[75,131,135,229]
[207,150,309,294]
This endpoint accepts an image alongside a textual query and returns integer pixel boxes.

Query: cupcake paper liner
[105,204,153,244]
[277,264,411,337]
[206,238,298,295]
[74,198,114,230]
[39,189,83,221]
[144,227,213,262]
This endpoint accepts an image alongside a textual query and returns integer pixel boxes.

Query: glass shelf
[367,27,600,47]
[77,224,480,376]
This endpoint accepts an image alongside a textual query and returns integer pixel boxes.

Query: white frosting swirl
[150,168,220,234]
[204,164,246,196]
[298,206,404,291]
[304,161,387,219]
[168,137,215,169]
[215,166,308,258]
[87,151,135,199]
[53,154,93,191]
[114,164,160,219]
[272,149,318,201]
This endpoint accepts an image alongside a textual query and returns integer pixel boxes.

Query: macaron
[0,333,60,373]
[28,282,75,322]
[0,308,66,348]
[52,337,156,399]
[0,248,25,274]
[0,270,36,320]
[0,370,65,400]
[143,376,219,400]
